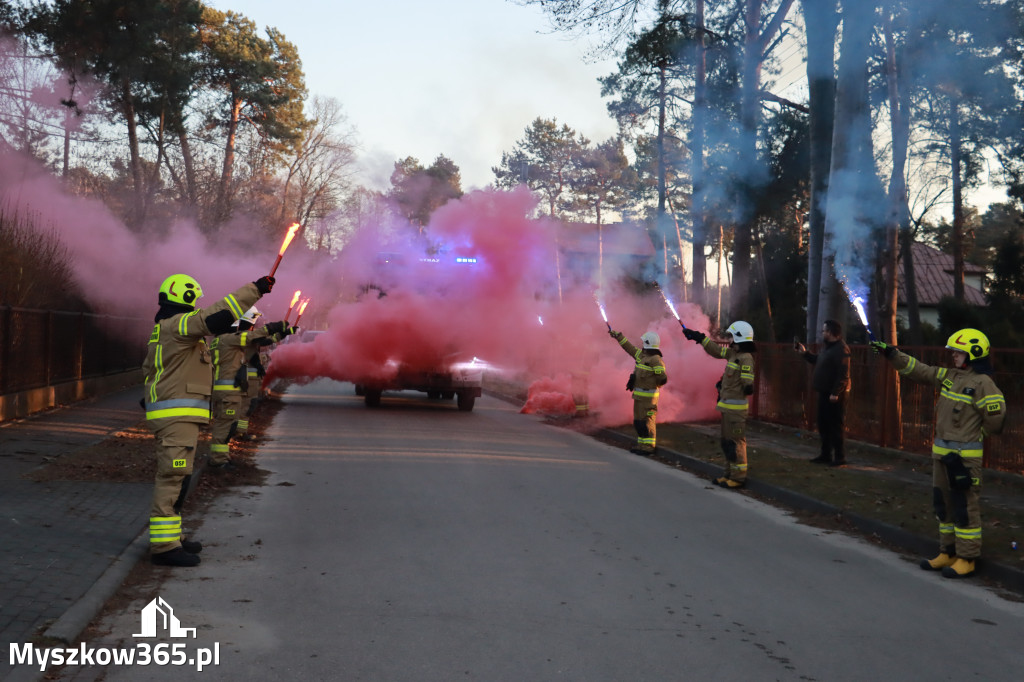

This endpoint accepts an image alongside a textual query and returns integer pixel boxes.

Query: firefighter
[209,308,295,470]
[238,348,267,441]
[871,329,1006,578]
[683,322,757,489]
[230,306,262,442]
[608,329,668,454]
[143,273,275,567]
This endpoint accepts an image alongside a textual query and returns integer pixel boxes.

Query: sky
[205,0,623,191]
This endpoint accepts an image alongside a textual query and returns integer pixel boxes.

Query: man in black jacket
[794,319,851,466]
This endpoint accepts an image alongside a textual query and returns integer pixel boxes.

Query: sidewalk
[0,388,149,682]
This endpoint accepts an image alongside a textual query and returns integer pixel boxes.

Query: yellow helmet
[945,328,990,361]
[158,274,204,309]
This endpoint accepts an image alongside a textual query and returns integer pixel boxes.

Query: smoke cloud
[0,125,728,431]
[267,186,726,427]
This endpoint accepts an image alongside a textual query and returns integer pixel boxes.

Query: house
[897,242,987,327]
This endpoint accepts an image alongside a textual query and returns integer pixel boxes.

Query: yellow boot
[717,478,745,489]
[920,552,956,571]
[941,558,976,579]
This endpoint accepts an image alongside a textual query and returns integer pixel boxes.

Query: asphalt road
[72,379,1024,681]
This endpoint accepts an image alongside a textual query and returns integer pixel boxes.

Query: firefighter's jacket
[143,284,261,429]
[887,350,1006,459]
[210,326,277,396]
[614,333,667,403]
[701,337,755,414]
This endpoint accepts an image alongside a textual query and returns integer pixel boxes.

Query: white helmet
[725,321,754,343]
[232,306,263,328]
[641,331,661,349]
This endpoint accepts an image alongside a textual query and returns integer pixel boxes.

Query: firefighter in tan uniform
[238,345,266,440]
[208,307,294,469]
[609,329,667,454]
[143,273,275,567]
[683,321,757,488]
[872,329,1006,578]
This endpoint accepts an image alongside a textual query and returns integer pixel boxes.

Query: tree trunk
[656,56,674,290]
[666,192,688,302]
[900,228,923,344]
[732,0,796,323]
[755,231,776,341]
[121,81,144,227]
[802,0,838,343]
[179,130,198,208]
[691,0,708,312]
[820,0,877,339]
[730,0,764,323]
[882,8,906,345]
[216,96,244,225]
[950,100,966,301]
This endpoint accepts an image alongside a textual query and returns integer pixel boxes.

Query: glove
[743,384,754,396]
[265,320,285,335]
[609,329,623,340]
[626,373,636,392]
[284,325,298,336]
[254,275,276,294]
[233,365,249,392]
[683,328,705,343]
[870,341,896,357]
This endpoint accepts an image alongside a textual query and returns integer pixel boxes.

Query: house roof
[897,242,986,307]
[557,222,656,257]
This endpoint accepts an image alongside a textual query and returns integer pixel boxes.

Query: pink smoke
[267,186,726,427]
[0,117,728,431]
[520,376,577,416]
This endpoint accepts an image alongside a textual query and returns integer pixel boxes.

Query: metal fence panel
[0,306,147,394]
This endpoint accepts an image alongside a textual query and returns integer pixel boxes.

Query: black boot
[151,547,201,567]
[180,538,202,554]
[810,455,830,464]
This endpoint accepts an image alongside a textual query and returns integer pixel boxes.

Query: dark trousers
[817,392,846,462]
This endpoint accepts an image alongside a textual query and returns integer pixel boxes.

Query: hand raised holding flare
[682,327,705,343]
[870,340,897,357]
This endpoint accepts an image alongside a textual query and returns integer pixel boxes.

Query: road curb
[41,530,148,647]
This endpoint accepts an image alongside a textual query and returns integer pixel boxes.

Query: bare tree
[278,95,358,238]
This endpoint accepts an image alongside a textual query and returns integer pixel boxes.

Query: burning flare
[284,289,301,323]
[839,277,876,341]
[656,285,684,327]
[295,298,311,326]
[594,294,611,331]
[270,222,301,277]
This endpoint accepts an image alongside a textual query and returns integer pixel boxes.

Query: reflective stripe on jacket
[143,283,261,427]
[210,326,274,395]
[701,337,755,414]
[888,350,1006,450]
[616,335,667,403]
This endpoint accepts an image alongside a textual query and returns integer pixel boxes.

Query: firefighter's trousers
[210,392,243,464]
[150,420,198,555]
[933,455,983,559]
[720,411,748,482]
[632,398,657,452]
